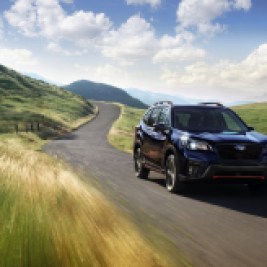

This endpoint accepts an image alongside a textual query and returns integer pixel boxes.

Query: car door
[139,107,155,160]
[141,107,162,163]
[149,107,170,166]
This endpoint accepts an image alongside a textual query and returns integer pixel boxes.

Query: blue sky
[1,0,267,103]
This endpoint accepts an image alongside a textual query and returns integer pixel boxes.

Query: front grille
[216,143,262,160]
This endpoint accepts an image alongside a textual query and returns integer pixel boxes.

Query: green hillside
[234,102,267,134]
[65,80,148,109]
[0,65,94,138]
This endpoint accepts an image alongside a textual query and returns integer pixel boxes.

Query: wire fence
[0,112,52,134]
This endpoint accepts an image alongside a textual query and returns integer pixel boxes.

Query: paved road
[45,102,267,267]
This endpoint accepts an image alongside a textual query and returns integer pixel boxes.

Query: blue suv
[133,102,267,193]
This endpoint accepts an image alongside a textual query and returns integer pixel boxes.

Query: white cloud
[53,11,111,42]
[47,42,65,53]
[95,64,130,84]
[153,32,206,63]
[160,44,267,100]
[5,0,112,43]
[4,0,38,37]
[60,0,73,3]
[177,0,231,28]
[153,46,206,63]
[74,63,130,87]
[177,0,252,35]
[0,48,37,70]
[197,22,226,36]
[5,2,159,65]
[101,15,157,65]
[125,0,161,8]
[159,31,195,47]
[234,0,252,10]
[47,42,86,56]
[4,0,207,67]
[101,16,205,66]
[160,67,180,85]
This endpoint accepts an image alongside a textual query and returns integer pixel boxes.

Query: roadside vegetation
[0,64,95,139]
[108,105,145,153]
[234,102,267,134]
[0,141,164,267]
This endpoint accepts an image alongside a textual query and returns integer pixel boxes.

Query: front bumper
[203,165,267,180]
[182,161,267,183]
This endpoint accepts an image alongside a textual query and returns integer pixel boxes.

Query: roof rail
[199,102,224,107]
[153,101,173,106]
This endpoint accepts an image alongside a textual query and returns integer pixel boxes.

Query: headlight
[187,139,213,151]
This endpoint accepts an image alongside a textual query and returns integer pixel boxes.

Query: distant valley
[125,88,194,105]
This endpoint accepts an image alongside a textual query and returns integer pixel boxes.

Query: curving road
[44,102,267,267]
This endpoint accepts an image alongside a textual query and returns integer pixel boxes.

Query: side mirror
[147,117,154,126]
[247,126,254,131]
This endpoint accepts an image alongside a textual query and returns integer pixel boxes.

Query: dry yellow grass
[0,142,164,267]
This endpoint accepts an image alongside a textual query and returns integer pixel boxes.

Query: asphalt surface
[44,102,267,267]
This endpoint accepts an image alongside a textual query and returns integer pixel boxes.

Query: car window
[147,108,161,127]
[142,108,153,124]
[222,111,245,132]
[174,112,190,129]
[173,107,247,132]
[157,107,170,126]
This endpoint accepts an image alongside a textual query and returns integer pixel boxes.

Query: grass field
[0,126,168,266]
[0,64,95,139]
[233,102,267,134]
[108,102,267,154]
[0,141,164,267]
[108,105,145,153]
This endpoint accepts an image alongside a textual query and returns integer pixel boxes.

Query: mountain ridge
[65,80,148,109]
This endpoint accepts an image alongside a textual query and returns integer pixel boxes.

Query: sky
[0,0,267,103]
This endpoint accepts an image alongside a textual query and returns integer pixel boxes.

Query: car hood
[188,131,267,144]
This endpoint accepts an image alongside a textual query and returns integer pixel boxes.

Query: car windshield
[173,107,248,133]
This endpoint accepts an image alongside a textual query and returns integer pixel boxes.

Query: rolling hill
[65,80,148,109]
[0,65,94,138]
[234,102,267,134]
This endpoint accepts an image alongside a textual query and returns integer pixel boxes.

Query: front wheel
[134,147,150,179]
[165,154,186,193]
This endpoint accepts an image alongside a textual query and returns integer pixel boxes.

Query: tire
[165,154,186,193]
[134,147,150,179]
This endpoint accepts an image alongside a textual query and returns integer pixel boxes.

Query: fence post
[15,123,18,134]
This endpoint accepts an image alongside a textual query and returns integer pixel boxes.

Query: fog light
[188,166,194,175]
[188,164,200,177]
